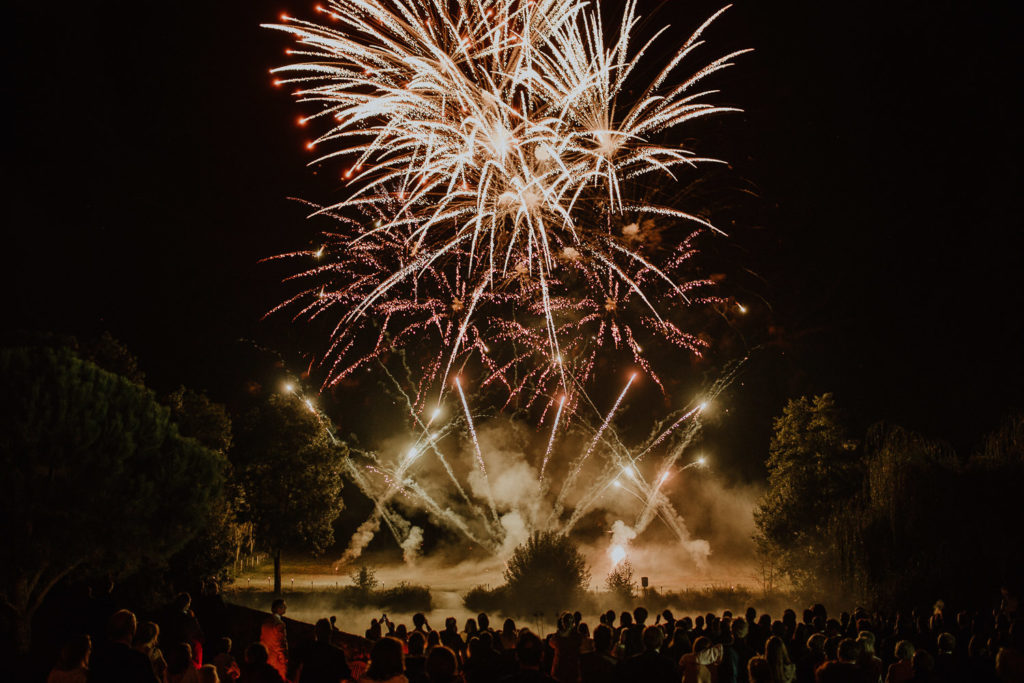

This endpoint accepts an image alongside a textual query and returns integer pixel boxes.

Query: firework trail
[456,376,500,522]
[550,371,636,520]
[538,393,565,481]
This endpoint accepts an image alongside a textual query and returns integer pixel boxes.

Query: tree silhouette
[605,561,637,603]
[503,531,590,614]
[0,346,225,651]
[754,393,860,591]
[232,393,346,595]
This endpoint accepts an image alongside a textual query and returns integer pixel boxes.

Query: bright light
[699,401,709,412]
[659,471,669,485]
[737,303,748,314]
[304,399,315,412]
[610,545,626,567]
[431,407,442,421]
[697,455,707,466]
[612,479,621,488]
[283,383,294,393]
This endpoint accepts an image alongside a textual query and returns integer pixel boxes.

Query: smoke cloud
[402,526,424,564]
[336,513,380,568]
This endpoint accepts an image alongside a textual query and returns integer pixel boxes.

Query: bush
[378,582,432,612]
[464,585,509,614]
[605,561,637,604]
[332,581,432,612]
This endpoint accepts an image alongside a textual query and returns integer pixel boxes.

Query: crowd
[42,589,1024,683]
[353,601,1024,683]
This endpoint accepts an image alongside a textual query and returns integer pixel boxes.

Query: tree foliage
[503,531,591,613]
[756,392,1024,607]
[351,566,379,595]
[232,393,347,593]
[754,394,861,592]
[0,347,225,649]
[164,387,245,586]
[605,561,637,603]
[839,417,1024,607]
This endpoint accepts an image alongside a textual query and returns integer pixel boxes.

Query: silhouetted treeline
[757,394,1024,608]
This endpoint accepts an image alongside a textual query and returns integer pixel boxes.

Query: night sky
[5,0,1022,476]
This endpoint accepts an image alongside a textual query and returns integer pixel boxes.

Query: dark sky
[5,0,1022,471]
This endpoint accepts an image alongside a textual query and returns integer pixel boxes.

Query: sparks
[263,0,747,398]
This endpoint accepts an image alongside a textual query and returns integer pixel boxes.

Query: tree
[605,561,637,603]
[0,347,226,651]
[351,566,379,596]
[839,423,961,606]
[164,387,244,586]
[753,393,860,592]
[503,532,591,614]
[232,393,346,595]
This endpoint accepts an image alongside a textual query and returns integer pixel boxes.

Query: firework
[261,0,750,569]
[265,0,747,402]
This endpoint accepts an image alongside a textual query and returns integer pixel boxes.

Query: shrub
[501,531,590,614]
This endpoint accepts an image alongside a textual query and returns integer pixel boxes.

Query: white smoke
[497,511,531,558]
[401,526,424,564]
[609,519,638,549]
[336,513,380,568]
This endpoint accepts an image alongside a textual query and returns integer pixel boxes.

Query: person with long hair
[764,636,796,683]
[360,636,407,683]
[681,636,723,683]
[134,621,168,683]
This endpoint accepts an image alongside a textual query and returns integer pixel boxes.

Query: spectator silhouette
[360,636,406,683]
[907,651,937,683]
[615,624,676,683]
[548,613,583,683]
[425,646,461,683]
[579,624,616,683]
[463,633,501,683]
[88,610,159,683]
[49,634,91,683]
[749,656,772,683]
[814,638,861,683]
[797,634,827,683]
[886,640,915,683]
[167,642,200,683]
[440,617,466,665]
[500,619,518,651]
[406,632,428,682]
[165,593,205,667]
[995,620,1024,683]
[240,642,285,683]
[291,618,352,683]
[413,614,432,635]
[260,599,288,680]
[500,631,556,683]
[210,637,240,682]
[681,636,723,683]
[764,635,796,683]
[133,621,168,683]
[854,631,883,683]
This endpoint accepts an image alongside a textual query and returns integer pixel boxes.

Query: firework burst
[265,0,748,401]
